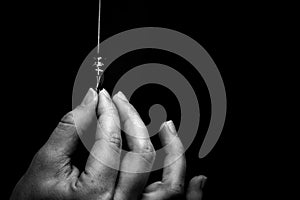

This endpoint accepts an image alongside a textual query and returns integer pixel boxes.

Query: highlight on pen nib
[93,56,104,90]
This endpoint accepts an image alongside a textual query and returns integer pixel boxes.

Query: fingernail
[159,122,167,132]
[166,120,176,134]
[199,175,207,189]
[82,88,96,106]
[100,88,110,99]
[117,91,128,101]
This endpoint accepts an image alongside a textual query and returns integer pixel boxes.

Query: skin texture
[10,88,206,200]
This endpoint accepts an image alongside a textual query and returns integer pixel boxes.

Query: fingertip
[166,120,176,133]
[96,88,120,131]
[159,121,167,132]
[112,91,129,107]
[73,88,98,134]
[160,120,177,134]
[190,175,207,189]
[112,91,140,123]
[98,88,114,113]
[112,92,118,101]
[187,176,205,200]
[99,88,110,98]
[116,91,128,101]
[159,120,179,148]
[81,88,98,106]
[199,175,207,189]
[99,88,111,100]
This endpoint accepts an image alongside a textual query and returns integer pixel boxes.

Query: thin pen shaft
[96,0,104,92]
[97,0,101,54]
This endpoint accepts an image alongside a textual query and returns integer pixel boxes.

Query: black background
[3,0,265,199]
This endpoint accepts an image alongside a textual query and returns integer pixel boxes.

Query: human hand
[10,88,206,200]
[141,120,207,200]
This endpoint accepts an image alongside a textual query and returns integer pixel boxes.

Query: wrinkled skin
[10,88,206,200]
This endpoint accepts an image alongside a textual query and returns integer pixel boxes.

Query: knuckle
[60,112,75,125]
[55,112,76,134]
[139,140,155,153]
[173,145,185,157]
[108,132,122,149]
[75,173,114,200]
[167,184,184,196]
[139,143,156,163]
[97,121,121,150]
[167,139,185,156]
[141,140,155,153]
[142,151,156,164]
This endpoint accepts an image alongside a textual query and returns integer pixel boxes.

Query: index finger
[79,89,121,195]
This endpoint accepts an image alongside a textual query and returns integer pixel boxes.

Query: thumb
[41,88,98,160]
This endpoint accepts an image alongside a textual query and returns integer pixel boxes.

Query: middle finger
[113,91,156,200]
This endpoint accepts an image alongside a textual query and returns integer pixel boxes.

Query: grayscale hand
[10,88,206,200]
[141,120,207,200]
